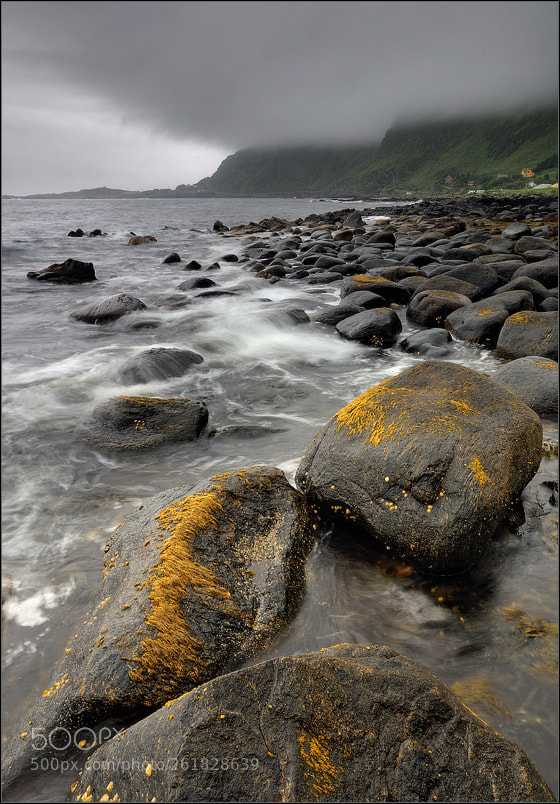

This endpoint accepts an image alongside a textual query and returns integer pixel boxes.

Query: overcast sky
[2,1,558,195]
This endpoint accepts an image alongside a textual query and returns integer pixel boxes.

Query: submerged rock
[117,347,204,385]
[1,467,316,792]
[296,360,542,575]
[69,293,146,324]
[71,643,554,803]
[77,396,209,451]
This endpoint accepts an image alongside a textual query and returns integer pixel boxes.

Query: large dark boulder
[1,467,316,792]
[118,347,204,385]
[340,275,410,305]
[410,274,481,300]
[313,305,366,326]
[399,328,454,358]
[491,357,558,418]
[27,258,96,284]
[69,293,146,324]
[511,258,558,289]
[406,289,471,327]
[335,307,402,346]
[71,644,554,803]
[496,311,558,361]
[445,290,534,348]
[77,396,209,451]
[442,263,501,296]
[295,361,542,575]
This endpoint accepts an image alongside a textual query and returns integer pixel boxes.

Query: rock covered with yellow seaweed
[1,466,316,793]
[70,644,554,803]
[296,360,543,575]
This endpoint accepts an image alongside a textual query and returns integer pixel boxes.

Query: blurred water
[1,197,557,801]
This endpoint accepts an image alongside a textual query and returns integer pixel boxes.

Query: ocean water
[1,197,557,801]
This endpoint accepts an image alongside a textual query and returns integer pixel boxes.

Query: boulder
[162,252,181,264]
[406,289,471,327]
[77,396,209,451]
[442,263,501,296]
[511,258,559,289]
[118,347,204,385]
[513,235,557,255]
[496,311,558,361]
[295,361,542,575]
[501,221,533,240]
[335,307,402,346]
[69,293,146,324]
[491,357,558,418]
[128,234,157,245]
[340,275,410,305]
[410,274,481,301]
[445,291,534,348]
[71,644,554,804]
[27,258,96,284]
[338,290,387,310]
[399,328,453,358]
[313,305,366,326]
[67,228,84,237]
[1,467,316,791]
[177,276,217,291]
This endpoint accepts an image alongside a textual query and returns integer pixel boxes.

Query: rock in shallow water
[1,467,316,791]
[71,643,554,803]
[295,360,542,575]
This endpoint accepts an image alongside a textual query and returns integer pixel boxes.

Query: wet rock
[1,467,316,792]
[496,310,558,361]
[340,275,410,305]
[442,263,501,296]
[162,252,181,264]
[77,396,209,451]
[128,234,157,245]
[71,644,554,804]
[27,258,96,284]
[88,228,107,237]
[492,275,551,306]
[400,328,453,358]
[338,290,386,309]
[513,235,557,255]
[183,259,202,271]
[312,305,366,326]
[295,360,542,575]
[511,258,559,289]
[67,228,84,237]
[406,289,471,327]
[335,307,402,346]
[491,357,558,418]
[213,220,229,232]
[177,276,217,291]
[69,293,146,324]
[445,290,534,348]
[501,221,533,240]
[410,274,481,300]
[118,347,204,385]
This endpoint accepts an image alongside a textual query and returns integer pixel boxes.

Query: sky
[2,1,558,196]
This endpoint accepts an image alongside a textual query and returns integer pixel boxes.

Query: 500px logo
[30,726,123,752]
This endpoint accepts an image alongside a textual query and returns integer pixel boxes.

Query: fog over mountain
[2,1,558,195]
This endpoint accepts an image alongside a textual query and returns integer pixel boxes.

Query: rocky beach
[1,192,558,803]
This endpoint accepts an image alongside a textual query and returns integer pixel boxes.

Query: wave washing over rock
[1,194,558,802]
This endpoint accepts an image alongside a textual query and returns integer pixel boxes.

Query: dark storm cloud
[1,1,558,194]
[4,0,558,148]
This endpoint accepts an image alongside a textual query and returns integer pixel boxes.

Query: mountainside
[8,107,556,200]
[196,107,558,197]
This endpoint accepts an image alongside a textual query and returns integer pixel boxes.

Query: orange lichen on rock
[334,381,481,448]
[298,731,342,800]
[129,488,235,701]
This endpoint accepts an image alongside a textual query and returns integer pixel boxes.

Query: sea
[1,196,558,801]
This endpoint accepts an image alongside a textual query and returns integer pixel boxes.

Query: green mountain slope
[196,107,558,196]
